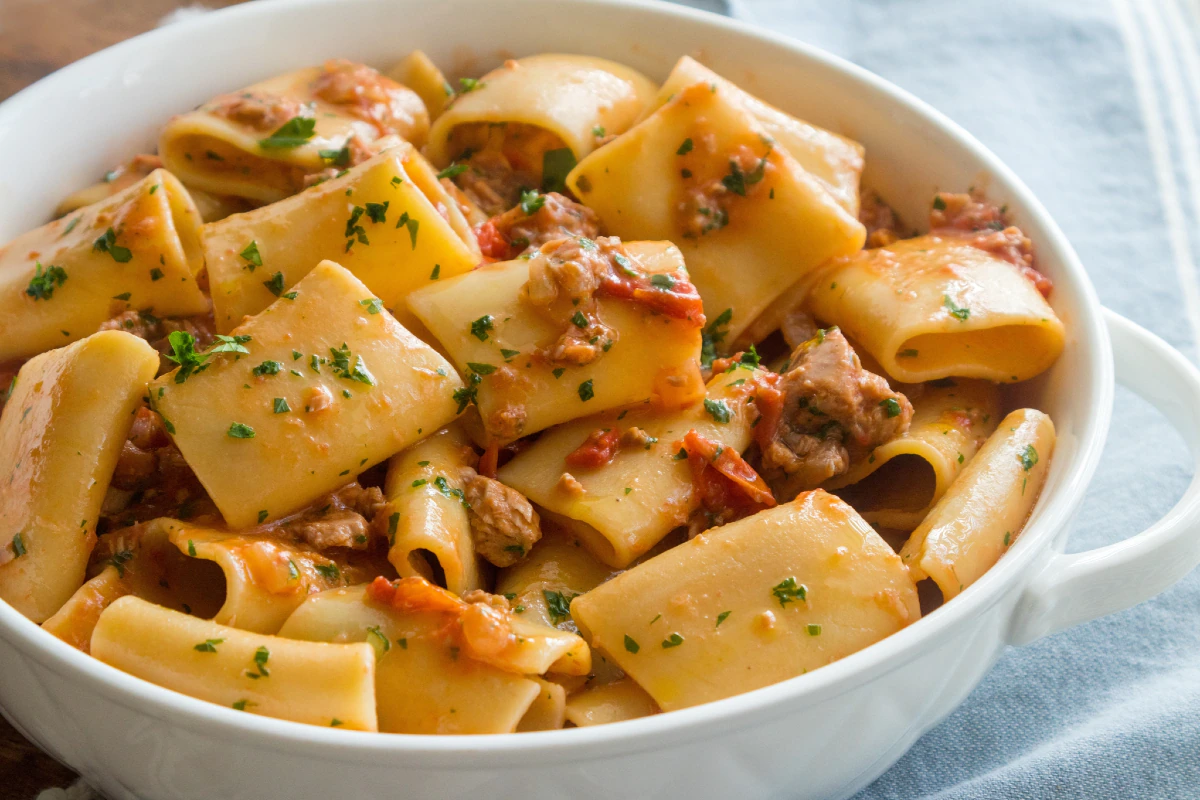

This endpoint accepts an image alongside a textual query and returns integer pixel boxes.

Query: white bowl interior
[0,0,1111,764]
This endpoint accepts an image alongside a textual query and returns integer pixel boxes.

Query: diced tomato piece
[565,427,621,469]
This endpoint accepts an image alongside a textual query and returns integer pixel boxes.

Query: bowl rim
[0,0,1113,763]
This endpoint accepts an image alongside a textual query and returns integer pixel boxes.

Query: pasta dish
[0,52,1062,734]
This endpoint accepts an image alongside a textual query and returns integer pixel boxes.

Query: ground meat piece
[459,467,541,567]
[281,483,387,551]
[101,407,219,531]
[311,59,429,141]
[478,192,600,260]
[455,150,534,217]
[759,327,913,501]
[859,191,904,248]
[523,236,619,368]
[556,472,585,497]
[209,92,305,132]
[929,192,1051,296]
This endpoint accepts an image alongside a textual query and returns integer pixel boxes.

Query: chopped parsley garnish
[430,264,441,280]
[943,295,971,321]
[623,634,640,654]
[543,590,575,624]
[329,343,376,386]
[165,331,250,383]
[437,163,468,180]
[500,348,520,360]
[187,539,197,557]
[10,533,25,558]
[258,116,317,149]
[287,559,300,581]
[360,297,384,315]
[716,610,731,627]
[252,646,270,677]
[366,625,391,656]
[880,398,902,418]
[365,201,389,224]
[541,148,577,193]
[263,271,286,297]
[772,576,808,607]
[470,315,494,341]
[433,475,470,508]
[593,125,606,137]
[93,228,132,262]
[227,422,255,439]
[25,262,67,300]
[552,368,565,379]
[411,479,428,488]
[395,211,420,247]
[1003,531,1012,547]
[150,268,164,281]
[239,241,263,271]
[577,379,594,402]
[315,562,341,582]
[257,510,269,524]
[676,138,694,155]
[107,549,134,578]
[458,77,484,93]
[466,362,496,375]
[571,310,588,329]
[272,397,290,414]
[704,398,732,423]
[807,624,822,636]
[113,292,132,301]
[661,633,684,648]
[932,195,947,211]
[721,156,767,196]
[701,308,733,368]
[231,700,252,711]
[452,383,477,413]
[898,348,919,358]
[252,360,282,377]
[318,145,351,167]
[1019,444,1038,471]
[61,216,81,236]
[194,638,224,653]
[613,252,637,277]
[650,273,675,290]
[387,512,400,545]
[520,189,545,215]
[330,718,344,727]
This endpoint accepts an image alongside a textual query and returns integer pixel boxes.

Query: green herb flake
[701,308,733,368]
[943,295,971,321]
[240,241,262,269]
[520,189,545,215]
[466,362,496,375]
[661,633,684,648]
[366,625,392,656]
[430,264,441,280]
[360,297,384,315]
[437,163,468,180]
[258,116,317,149]
[704,398,732,423]
[93,228,132,262]
[571,310,589,329]
[578,379,594,402]
[716,610,731,628]
[318,145,351,167]
[500,348,520,361]
[315,562,341,582]
[623,634,640,654]
[227,422,256,439]
[899,348,919,358]
[880,398,902,418]
[25,262,68,300]
[257,510,269,524]
[544,590,575,624]
[772,576,808,607]
[676,138,694,155]
[263,271,286,297]
[807,623,822,636]
[470,315,494,341]
[365,201,389,224]
[252,360,282,377]
[933,195,947,211]
[1019,444,1038,471]
[194,638,225,653]
[650,273,675,290]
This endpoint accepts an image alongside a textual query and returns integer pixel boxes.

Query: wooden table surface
[0,3,248,793]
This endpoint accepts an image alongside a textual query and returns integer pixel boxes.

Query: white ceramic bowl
[3,2,1200,798]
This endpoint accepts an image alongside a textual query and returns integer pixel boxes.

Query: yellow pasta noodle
[383,424,481,594]
[407,240,703,444]
[516,678,567,732]
[497,369,760,567]
[826,379,1001,530]
[808,235,1065,383]
[0,331,159,622]
[92,596,378,730]
[427,54,657,171]
[572,491,919,711]
[0,170,207,362]
[563,677,660,727]
[494,527,620,629]
[160,62,429,203]
[150,260,464,528]
[900,408,1055,599]
[387,51,454,121]
[279,585,554,734]
[203,146,479,334]
[567,83,864,344]
[651,56,864,216]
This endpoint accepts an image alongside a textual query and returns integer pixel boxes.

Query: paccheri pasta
[0,51,1062,733]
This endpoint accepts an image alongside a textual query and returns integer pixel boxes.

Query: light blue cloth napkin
[670,0,1200,796]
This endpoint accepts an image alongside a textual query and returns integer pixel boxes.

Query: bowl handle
[1008,308,1200,645]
